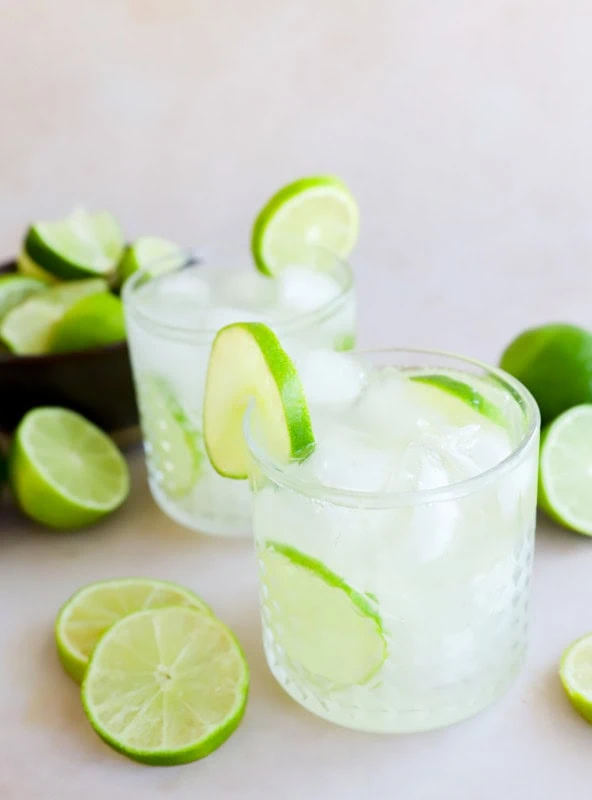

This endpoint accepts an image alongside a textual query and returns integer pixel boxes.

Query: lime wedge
[50,293,126,353]
[0,274,46,323]
[10,407,129,529]
[24,208,124,281]
[251,176,359,276]
[0,278,108,354]
[538,405,592,535]
[138,375,203,497]
[560,633,592,723]
[500,324,592,424]
[204,322,314,479]
[260,542,386,684]
[56,578,211,683]
[411,373,505,426]
[118,236,184,284]
[17,248,58,284]
[82,606,249,765]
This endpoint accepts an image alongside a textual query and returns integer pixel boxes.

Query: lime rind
[17,248,58,284]
[411,373,506,426]
[118,236,184,284]
[560,634,592,724]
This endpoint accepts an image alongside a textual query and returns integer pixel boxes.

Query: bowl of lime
[0,208,146,438]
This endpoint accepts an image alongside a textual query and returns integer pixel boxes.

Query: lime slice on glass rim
[0,274,46,323]
[10,407,129,529]
[251,176,359,276]
[118,236,184,284]
[203,322,315,479]
[56,577,211,683]
[560,633,592,723]
[24,208,124,281]
[82,606,249,765]
[538,405,592,535]
[138,375,203,498]
[260,541,386,685]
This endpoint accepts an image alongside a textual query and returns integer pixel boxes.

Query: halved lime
[0,274,46,323]
[204,322,314,479]
[0,278,108,355]
[560,633,592,723]
[50,293,126,353]
[538,405,592,535]
[411,373,505,426]
[251,176,359,276]
[17,248,58,284]
[260,542,386,684]
[82,606,249,765]
[56,578,211,683]
[10,407,129,529]
[118,236,184,284]
[139,375,203,497]
[500,324,592,424]
[24,208,124,281]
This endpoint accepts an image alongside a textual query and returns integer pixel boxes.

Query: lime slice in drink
[56,577,211,683]
[138,375,203,497]
[0,274,46,323]
[251,176,359,276]
[538,405,592,535]
[560,633,592,723]
[118,236,184,284]
[500,324,592,425]
[204,322,314,479]
[24,208,124,281]
[411,373,505,426]
[10,407,129,529]
[260,541,386,684]
[17,248,58,284]
[82,606,249,765]
[50,293,126,353]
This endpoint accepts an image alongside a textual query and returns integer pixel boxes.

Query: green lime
[0,278,108,355]
[82,606,249,765]
[411,373,505,426]
[17,248,58,284]
[500,324,592,424]
[138,375,203,497]
[251,176,359,276]
[204,322,314,479]
[50,293,126,353]
[10,407,129,529]
[0,275,46,323]
[560,633,592,723]
[56,577,211,683]
[24,208,124,281]
[118,236,184,284]
[260,542,386,684]
[538,405,592,535]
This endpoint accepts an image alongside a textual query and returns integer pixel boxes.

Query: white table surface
[3,1,592,797]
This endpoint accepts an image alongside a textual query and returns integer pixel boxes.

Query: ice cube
[154,267,212,305]
[201,306,266,332]
[215,269,278,310]
[295,349,367,408]
[276,265,341,314]
[136,268,212,328]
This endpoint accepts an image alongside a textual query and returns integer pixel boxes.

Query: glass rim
[244,347,541,509]
[121,246,355,341]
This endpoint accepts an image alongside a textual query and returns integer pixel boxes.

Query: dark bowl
[0,260,139,439]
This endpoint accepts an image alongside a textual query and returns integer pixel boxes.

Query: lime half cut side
[560,634,592,724]
[10,407,129,529]
[56,578,211,683]
[118,236,184,284]
[203,322,314,479]
[251,176,359,276]
[260,541,386,685]
[0,275,46,323]
[82,606,249,765]
[539,405,592,535]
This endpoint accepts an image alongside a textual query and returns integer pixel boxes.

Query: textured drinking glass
[123,249,355,536]
[247,349,540,732]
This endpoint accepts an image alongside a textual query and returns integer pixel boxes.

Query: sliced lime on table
[260,541,386,684]
[56,577,211,683]
[411,373,505,426]
[560,633,592,723]
[0,274,46,322]
[538,405,592,535]
[118,236,184,284]
[17,248,58,284]
[24,208,124,281]
[0,277,108,354]
[500,323,592,424]
[50,293,126,353]
[251,176,359,276]
[139,375,203,497]
[82,606,249,765]
[204,322,314,479]
[10,407,129,529]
